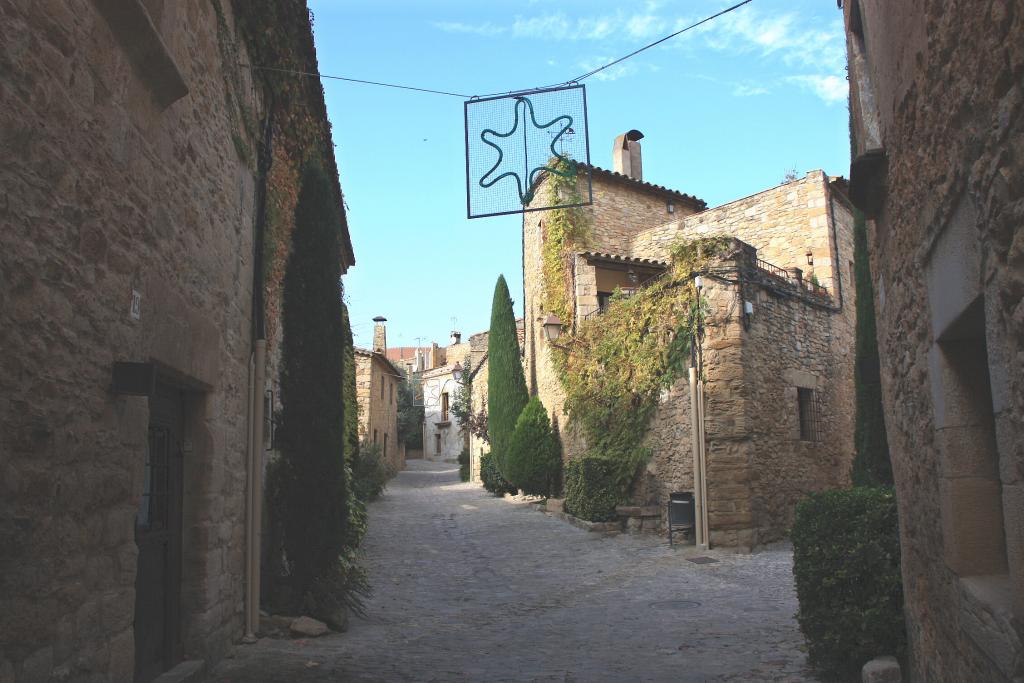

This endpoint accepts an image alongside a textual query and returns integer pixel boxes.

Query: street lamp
[693,275,704,290]
[542,313,563,342]
[451,361,464,383]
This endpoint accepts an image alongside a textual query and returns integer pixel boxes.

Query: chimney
[612,130,644,180]
[450,330,462,345]
[372,316,387,354]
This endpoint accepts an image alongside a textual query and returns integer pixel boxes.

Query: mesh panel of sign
[464,84,591,218]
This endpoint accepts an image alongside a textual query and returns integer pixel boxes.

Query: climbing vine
[544,196,733,493]
[541,159,591,327]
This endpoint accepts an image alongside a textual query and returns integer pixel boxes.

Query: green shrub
[458,447,470,482]
[480,450,516,496]
[563,457,620,522]
[505,397,562,496]
[350,440,389,503]
[792,487,906,679]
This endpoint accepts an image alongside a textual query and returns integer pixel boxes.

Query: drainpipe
[247,340,266,639]
[245,102,274,641]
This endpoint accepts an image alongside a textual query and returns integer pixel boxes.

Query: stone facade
[523,145,856,548]
[354,350,403,474]
[844,1,1024,680]
[0,2,349,681]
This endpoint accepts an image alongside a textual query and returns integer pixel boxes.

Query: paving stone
[211,460,816,682]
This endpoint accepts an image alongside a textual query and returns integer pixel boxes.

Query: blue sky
[306,0,851,350]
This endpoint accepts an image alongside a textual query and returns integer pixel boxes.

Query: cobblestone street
[212,460,814,682]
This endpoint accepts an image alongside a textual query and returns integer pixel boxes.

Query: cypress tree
[486,275,529,475]
[277,164,348,609]
[851,208,893,486]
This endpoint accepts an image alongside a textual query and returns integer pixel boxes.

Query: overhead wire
[242,0,754,99]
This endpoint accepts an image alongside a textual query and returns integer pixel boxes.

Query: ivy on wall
[542,186,733,493]
[541,160,592,328]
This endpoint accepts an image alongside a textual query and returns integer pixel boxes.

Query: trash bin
[668,492,695,546]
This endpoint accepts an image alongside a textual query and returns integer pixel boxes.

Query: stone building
[523,134,857,547]
[354,318,404,474]
[0,2,351,681]
[421,363,467,463]
[843,1,1023,679]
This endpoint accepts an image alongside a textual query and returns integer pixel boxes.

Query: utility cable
[242,64,470,98]
[241,0,754,99]
[570,0,754,83]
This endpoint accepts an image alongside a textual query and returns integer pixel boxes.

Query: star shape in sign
[478,96,577,206]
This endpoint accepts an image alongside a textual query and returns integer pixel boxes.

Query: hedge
[792,487,906,679]
[563,457,620,522]
[480,451,516,496]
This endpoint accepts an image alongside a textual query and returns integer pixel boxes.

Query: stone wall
[633,172,847,294]
[845,1,1024,680]
[354,351,402,474]
[0,0,263,679]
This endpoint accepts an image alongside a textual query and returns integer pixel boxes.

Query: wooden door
[134,384,184,682]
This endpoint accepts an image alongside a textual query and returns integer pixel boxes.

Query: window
[390,381,394,404]
[383,433,388,461]
[373,429,378,444]
[798,388,820,442]
[381,380,384,400]
[435,433,442,454]
[441,392,449,422]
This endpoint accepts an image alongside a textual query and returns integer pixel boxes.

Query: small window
[373,429,378,444]
[435,433,442,454]
[798,388,820,442]
[383,433,388,461]
[441,392,450,422]
[390,382,394,404]
[381,381,384,400]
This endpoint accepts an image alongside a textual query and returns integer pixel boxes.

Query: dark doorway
[134,383,184,682]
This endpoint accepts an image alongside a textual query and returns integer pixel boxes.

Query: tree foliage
[396,379,424,449]
[850,208,893,486]
[505,397,563,496]
[486,275,529,475]
[273,164,349,612]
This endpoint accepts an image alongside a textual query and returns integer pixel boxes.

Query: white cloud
[787,75,848,104]
[432,21,504,36]
[733,83,769,97]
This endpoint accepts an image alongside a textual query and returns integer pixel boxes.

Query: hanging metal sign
[464,84,592,219]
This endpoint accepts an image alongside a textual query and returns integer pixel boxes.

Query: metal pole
[689,367,706,549]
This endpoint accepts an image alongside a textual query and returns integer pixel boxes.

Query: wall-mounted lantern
[542,313,563,342]
[693,275,704,291]
[627,268,638,285]
[451,361,465,384]
[806,250,814,266]
[667,201,675,214]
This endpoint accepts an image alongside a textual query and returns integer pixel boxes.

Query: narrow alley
[212,461,812,683]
